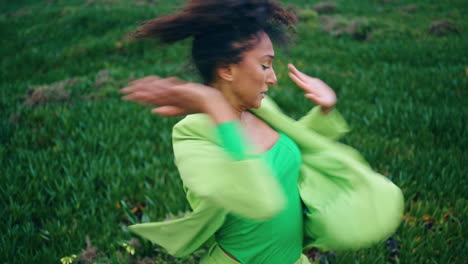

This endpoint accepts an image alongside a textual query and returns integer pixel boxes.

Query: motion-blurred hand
[120,76,223,117]
[288,64,337,114]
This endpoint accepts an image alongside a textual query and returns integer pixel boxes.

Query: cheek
[246,71,265,88]
[236,61,265,88]
[251,66,266,83]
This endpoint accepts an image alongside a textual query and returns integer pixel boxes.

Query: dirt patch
[82,69,126,101]
[23,78,77,106]
[321,16,373,41]
[313,2,337,14]
[127,238,142,249]
[24,70,132,105]
[346,19,373,40]
[428,19,458,36]
[94,69,111,89]
[77,236,106,264]
[320,16,344,36]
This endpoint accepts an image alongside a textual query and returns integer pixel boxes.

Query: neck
[210,80,248,120]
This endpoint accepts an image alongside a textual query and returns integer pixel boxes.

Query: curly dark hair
[133,0,297,84]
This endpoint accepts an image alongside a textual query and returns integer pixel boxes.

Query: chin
[251,99,263,109]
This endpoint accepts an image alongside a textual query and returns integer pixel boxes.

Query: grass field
[1,0,467,263]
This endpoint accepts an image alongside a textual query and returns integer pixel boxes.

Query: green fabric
[252,98,405,251]
[215,121,249,160]
[200,244,240,264]
[172,114,285,221]
[129,96,405,257]
[200,244,311,264]
[215,132,303,263]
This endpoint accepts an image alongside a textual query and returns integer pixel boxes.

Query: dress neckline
[262,132,283,155]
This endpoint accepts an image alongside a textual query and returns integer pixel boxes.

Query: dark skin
[121,32,337,154]
[121,32,338,260]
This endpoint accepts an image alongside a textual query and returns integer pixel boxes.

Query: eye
[261,64,271,70]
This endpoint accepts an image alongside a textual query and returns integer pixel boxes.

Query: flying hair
[132,0,298,83]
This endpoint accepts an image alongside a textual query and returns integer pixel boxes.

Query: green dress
[215,123,303,263]
[129,96,404,260]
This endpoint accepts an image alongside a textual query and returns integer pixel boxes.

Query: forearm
[197,89,238,124]
[297,106,350,140]
[204,99,239,124]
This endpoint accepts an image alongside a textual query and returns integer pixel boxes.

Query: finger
[288,72,310,92]
[288,64,310,82]
[121,78,172,94]
[121,84,155,94]
[305,93,320,100]
[151,106,188,117]
[128,76,161,86]
[138,77,186,93]
[122,76,160,93]
[120,86,138,94]
[304,93,323,105]
[122,91,156,104]
[164,77,185,86]
[123,76,186,95]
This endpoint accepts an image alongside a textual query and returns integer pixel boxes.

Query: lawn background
[1,0,466,263]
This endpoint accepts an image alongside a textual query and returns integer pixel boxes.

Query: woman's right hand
[120,76,238,123]
[121,76,215,116]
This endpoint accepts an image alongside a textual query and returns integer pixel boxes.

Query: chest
[241,112,280,153]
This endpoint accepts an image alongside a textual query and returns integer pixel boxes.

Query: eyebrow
[262,55,275,59]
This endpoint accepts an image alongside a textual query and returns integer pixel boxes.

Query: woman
[121,0,404,263]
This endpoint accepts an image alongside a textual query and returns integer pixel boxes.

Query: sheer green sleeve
[215,121,249,160]
[296,106,350,140]
[172,115,285,221]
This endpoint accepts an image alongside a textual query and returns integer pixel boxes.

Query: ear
[216,65,235,82]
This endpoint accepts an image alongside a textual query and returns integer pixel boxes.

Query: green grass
[1,0,466,263]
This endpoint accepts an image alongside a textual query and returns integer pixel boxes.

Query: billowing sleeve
[296,106,350,140]
[172,117,285,221]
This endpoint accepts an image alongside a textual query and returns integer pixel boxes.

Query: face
[223,31,278,110]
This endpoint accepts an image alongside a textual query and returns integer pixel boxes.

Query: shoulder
[172,96,284,140]
[172,113,217,142]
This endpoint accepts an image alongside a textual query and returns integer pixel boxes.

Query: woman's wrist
[320,105,335,115]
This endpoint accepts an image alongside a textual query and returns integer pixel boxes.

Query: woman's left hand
[288,63,337,114]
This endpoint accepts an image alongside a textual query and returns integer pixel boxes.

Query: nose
[266,69,278,85]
